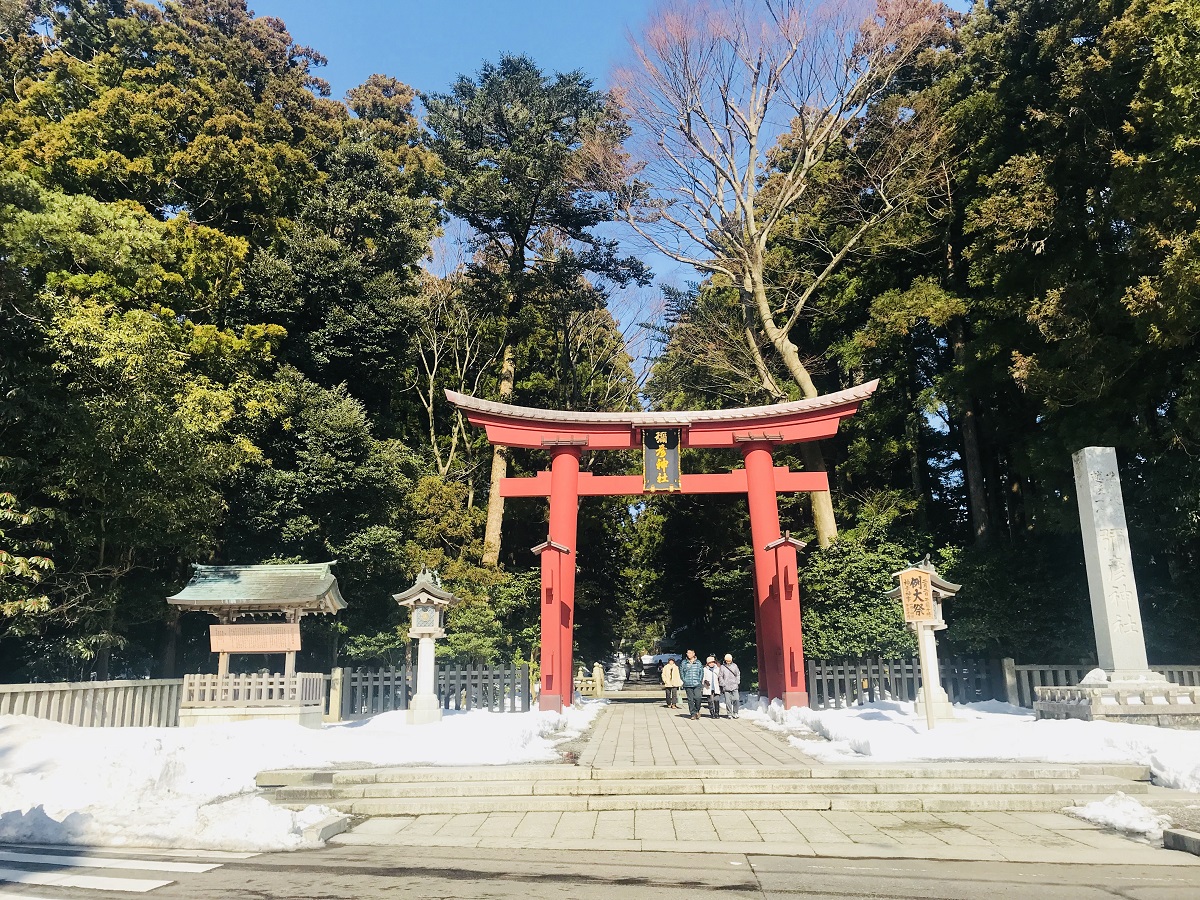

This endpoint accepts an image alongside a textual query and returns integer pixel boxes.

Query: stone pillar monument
[1073,446,1157,680]
[1034,447,1199,726]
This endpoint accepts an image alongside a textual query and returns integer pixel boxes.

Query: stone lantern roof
[393,567,460,609]
[885,555,961,600]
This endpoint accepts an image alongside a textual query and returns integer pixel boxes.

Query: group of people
[659,650,741,719]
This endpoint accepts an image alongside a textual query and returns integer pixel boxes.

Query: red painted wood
[500,468,829,498]
[541,448,580,713]
[459,399,867,450]
[743,442,783,701]
[773,540,808,709]
[447,388,880,711]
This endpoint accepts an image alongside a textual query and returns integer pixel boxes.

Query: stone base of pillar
[915,688,959,724]
[407,693,443,725]
[780,690,809,710]
[539,693,563,713]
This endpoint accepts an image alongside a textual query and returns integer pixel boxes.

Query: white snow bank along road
[741,698,1200,792]
[0,701,602,852]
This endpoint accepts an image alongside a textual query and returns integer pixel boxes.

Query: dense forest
[2,0,1198,685]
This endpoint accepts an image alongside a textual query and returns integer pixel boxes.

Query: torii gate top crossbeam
[444,380,879,451]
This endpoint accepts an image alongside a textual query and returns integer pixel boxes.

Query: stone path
[332,807,1196,865]
[578,696,813,768]
[325,700,1200,866]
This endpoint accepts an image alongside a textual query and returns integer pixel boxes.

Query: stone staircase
[258,762,1152,816]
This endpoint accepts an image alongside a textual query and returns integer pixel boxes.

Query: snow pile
[740,698,1200,792]
[0,701,602,852]
[1066,792,1172,841]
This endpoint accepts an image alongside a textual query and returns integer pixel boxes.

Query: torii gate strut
[447,381,878,712]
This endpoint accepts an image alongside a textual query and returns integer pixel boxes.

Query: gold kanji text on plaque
[210,623,302,654]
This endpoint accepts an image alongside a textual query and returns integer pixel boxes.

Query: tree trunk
[743,273,838,546]
[798,442,838,547]
[948,319,991,546]
[481,342,516,567]
[978,409,1007,539]
[158,607,180,678]
[901,355,929,529]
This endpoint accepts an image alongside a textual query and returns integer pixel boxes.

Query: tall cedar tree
[422,55,648,567]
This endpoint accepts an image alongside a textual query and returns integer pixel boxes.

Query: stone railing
[0,678,183,727]
[181,672,325,708]
[1006,661,1200,708]
[1034,682,1200,726]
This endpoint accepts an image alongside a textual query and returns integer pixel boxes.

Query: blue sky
[247,1,972,363]
[249,1,658,101]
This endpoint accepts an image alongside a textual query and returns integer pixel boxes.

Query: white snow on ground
[0,701,602,852]
[740,697,1200,792]
[1066,792,1172,842]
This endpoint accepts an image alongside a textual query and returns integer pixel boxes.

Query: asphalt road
[7,845,1198,900]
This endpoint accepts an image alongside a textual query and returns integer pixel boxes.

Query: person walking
[719,653,741,718]
[679,650,704,719]
[702,656,722,718]
[661,656,682,709]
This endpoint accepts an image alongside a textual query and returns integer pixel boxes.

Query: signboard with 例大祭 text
[898,568,935,623]
[643,427,681,492]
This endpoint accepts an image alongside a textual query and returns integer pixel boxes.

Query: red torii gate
[447,381,879,712]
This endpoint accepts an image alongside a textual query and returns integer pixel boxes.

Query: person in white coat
[701,656,722,719]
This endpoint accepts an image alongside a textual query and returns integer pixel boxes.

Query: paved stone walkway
[332,808,1198,866]
[327,699,1200,867]
[579,696,813,768]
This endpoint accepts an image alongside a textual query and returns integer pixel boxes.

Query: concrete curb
[327,831,1200,866]
[1165,829,1200,857]
[304,814,351,844]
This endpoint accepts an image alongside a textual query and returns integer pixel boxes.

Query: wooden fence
[335,663,532,719]
[1006,662,1200,708]
[805,657,996,710]
[181,673,325,707]
[0,678,183,727]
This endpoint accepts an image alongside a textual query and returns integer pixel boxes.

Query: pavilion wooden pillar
[537,446,581,712]
[284,610,299,677]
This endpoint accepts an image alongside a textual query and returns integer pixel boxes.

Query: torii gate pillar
[533,447,580,712]
[744,442,808,708]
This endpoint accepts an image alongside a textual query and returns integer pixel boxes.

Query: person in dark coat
[679,650,704,719]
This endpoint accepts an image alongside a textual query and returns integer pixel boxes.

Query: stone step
[278,791,1135,816]
[274,774,1143,804]
[258,762,1151,789]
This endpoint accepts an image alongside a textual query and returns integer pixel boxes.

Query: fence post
[327,667,344,723]
[1000,657,1018,705]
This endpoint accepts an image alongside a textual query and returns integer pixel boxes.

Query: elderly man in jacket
[679,649,705,719]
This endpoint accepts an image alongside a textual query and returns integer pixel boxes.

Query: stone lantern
[887,555,961,728]
[394,567,460,725]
